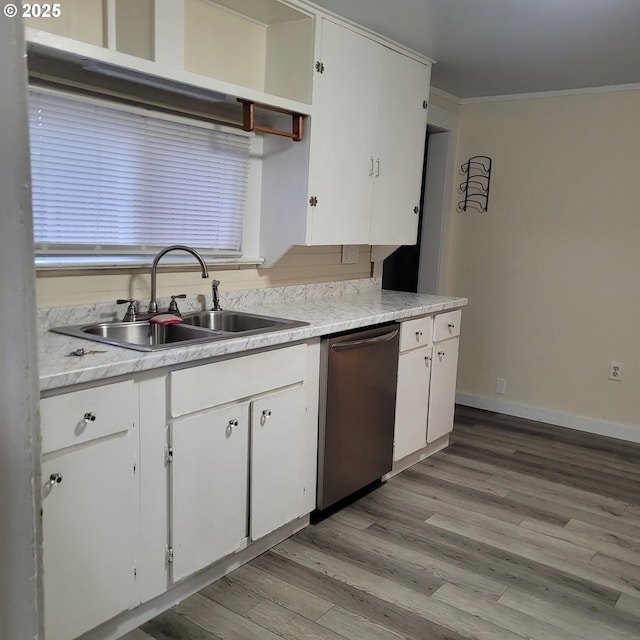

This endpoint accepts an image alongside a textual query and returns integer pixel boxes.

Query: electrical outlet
[608,362,623,381]
[341,245,360,264]
[495,378,506,395]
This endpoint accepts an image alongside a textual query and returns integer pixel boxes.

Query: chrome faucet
[148,245,209,314]
[211,279,222,311]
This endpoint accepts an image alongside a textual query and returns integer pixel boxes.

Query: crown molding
[460,83,640,104]
[430,86,462,104]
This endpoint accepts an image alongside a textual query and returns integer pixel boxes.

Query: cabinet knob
[83,412,96,423]
[49,473,63,486]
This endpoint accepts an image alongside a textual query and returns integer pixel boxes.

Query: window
[28,88,251,264]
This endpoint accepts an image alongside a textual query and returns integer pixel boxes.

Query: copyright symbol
[3,3,18,17]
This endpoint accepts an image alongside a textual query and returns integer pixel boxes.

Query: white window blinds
[28,88,251,257]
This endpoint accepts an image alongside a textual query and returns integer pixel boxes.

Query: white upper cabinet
[260,16,432,263]
[308,19,431,247]
[369,45,431,245]
[307,19,381,245]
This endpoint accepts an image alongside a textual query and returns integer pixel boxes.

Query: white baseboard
[455,393,640,444]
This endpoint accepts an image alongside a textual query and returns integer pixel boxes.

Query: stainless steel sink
[51,320,225,351]
[51,311,308,351]
[181,310,306,333]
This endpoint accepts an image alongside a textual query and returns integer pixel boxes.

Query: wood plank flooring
[125,406,640,639]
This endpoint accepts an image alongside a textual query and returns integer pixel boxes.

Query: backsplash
[38,277,382,331]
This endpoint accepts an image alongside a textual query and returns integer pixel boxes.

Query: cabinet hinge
[309,196,318,207]
[413,206,420,214]
[133,567,137,580]
[315,61,325,73]
[133,461,137,475]
[422,100,429,109]
[166,547,174,564]
[165,446,174,464]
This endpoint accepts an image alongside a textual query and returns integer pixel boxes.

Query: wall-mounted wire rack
[458,155,492,212]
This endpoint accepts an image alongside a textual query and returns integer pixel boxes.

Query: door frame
[417,103,460,294]
[0,16,43,639]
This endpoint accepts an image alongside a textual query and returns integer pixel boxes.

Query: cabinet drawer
[170,344,307,417]
[41,380,136,455]
[399,316,433,352]
[433,310,461,342]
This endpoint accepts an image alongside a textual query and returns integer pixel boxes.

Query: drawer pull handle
[49,473,63,486]
[84,412,96,423]
[228,419,239,429]
[424,356,431,364]
[447,323,455,329]
[438,350,445,357]
[261,409,272,425]
[415,331,423,339]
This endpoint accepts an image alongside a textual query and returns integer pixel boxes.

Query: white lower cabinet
[427,310,462,443]
[394,345,432,460]
[250,386,306,540]
[167,344,313,583]
[393,317,433,462]
[427,335,460,443]
[40,382,137,640]
[40,341,320,640]
[393,310,462,462]
[169,404,249,583]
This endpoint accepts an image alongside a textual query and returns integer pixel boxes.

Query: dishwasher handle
[331,329,399,351]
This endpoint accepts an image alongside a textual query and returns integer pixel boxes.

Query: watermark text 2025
[4,3,62,18]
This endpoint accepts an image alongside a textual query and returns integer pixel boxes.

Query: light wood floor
[126,406,640,640]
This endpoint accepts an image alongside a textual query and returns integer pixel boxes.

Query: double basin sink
[52,310,308,351]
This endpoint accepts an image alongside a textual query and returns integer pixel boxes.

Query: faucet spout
[148,245,209,314]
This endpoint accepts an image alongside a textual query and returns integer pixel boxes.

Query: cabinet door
[427,337,460,443]
[42,434,137,640]
[250,385,306,540]
[370,49,430,245]
[394,346,432,461]
[170,405,248,583]
[308,19,379,244]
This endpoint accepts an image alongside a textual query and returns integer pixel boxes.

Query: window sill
[35,255,265,272]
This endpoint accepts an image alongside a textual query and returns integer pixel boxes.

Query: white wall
[0,15,43,640]
[443,88,640,433]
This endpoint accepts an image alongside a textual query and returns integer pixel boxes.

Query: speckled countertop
[39,281,467,393]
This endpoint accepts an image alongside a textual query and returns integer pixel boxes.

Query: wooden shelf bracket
[238,99,304,142]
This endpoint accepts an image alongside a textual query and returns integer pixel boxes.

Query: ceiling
[310,0,640,99]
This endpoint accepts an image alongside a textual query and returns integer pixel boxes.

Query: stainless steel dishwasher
[317,323,400,510]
